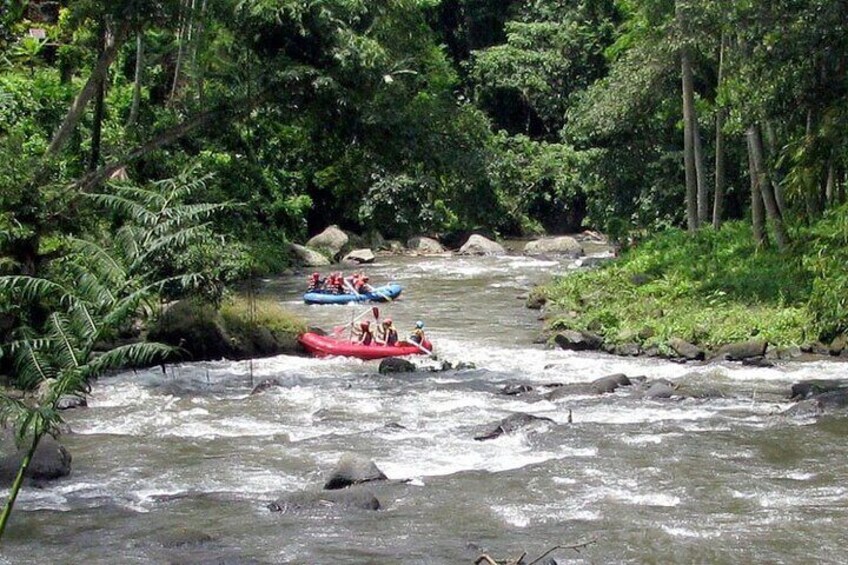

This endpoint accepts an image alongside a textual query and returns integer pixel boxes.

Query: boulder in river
[784,388,848,418]
[790,379,848,400]
[378,358,416,374]
[474,413,556,441]
[269,486,381,513]
[641,379,677,399]
[323,454,388,490]
[591,373,631,394]
[306,225,349,259]
[714,339,768,361]
[500,384,534,396]
[459,234,506,256]
[289,243,331,267]
[56,394,87,410]
[0,432,72,485]
[523,236,584,257]
[553,330,603,351]
[668,338,705,361]
[342,248,376,264]
[406,236,446,254]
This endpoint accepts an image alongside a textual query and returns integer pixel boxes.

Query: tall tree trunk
[694,117,709,224]
[192,0,208,103]
[802,109,822,219]
[748,125,789,252]
[89,21,108,171]
[747,140,766,248]
[712,34,726,229]
[681,46,699,232]
[825,159,835,206]
[169,0,194,102]
[127,33,144,127]
[677,1,699,233]
[43,26,125,161]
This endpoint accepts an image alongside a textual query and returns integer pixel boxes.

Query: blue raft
[303,283,403,305]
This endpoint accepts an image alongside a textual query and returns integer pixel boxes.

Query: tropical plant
[0,167,230,541]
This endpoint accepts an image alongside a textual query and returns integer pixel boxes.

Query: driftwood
[474,538,597,565]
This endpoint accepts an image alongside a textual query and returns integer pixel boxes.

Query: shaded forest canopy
[1,0,847,269]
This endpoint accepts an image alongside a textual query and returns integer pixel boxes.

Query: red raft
[298,332,433,360]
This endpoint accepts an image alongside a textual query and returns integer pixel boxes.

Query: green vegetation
[221,296,306,352]
[543,218,848,351]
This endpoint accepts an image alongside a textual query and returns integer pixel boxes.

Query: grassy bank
[539,215,848,353]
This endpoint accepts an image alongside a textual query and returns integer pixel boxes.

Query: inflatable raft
[303,283,403,305]
[298,332,432,360]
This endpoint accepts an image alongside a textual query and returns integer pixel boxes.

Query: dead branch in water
[475,538,597,565]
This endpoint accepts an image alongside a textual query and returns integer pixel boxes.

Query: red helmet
[383,318,392,325]
[360,321,370,328]
[311,272,320,279]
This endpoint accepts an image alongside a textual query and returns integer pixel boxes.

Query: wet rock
[553,330,603,351]
[741,356,773,368]
[613,342,641,356]
[148,300,232,361]
[784,388,848,418]
[714,339,768,361]
[500,384,534,396]
[323,454,388,490]
[289,243,331,267]
[591,373,631,394]
[342,248,375,264]
[378,358,416,374]
[56,395,87,410]
[523,236,583,257]
[306,225,349,259]
[642,380,676,399]
[668,338,705,361]
[790,379,848,400]
[474,413,556,441]
[406,236,446,254]
[250,378,282,395]
[269,487,381,512]
[459,234,506,256]
[0,432,72,485]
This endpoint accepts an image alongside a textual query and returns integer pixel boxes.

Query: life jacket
[360,329,373,345]
[410,328,425,343]
[384,328,398,346]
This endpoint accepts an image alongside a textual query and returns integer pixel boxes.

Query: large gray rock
[459,234,506,256]
[323,454,388,490]
[784,388,848,418]
[714,339,768,361]
[306,225,349,258]
[268,486,381,513]
[790,379,848,400]
[474,413,556,441]
[342,248,375,264]
[0,432,72,485]
[56,395,87,410]
[290,243,331,267]
[668,338,705,361]
[642,380,677,399]
[406,236,446,254]
[591,373,631,394]
[524,236,584,257]
[553,330,603,351]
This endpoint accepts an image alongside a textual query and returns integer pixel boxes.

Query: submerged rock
[500,384,534,396]
[591,373,631,394]
[342,248,375,264]
[790,379,848,400]
[323,454,388,490]
[268,486,381,513]
[56,395,87,410]
[250,378,282,395]
[474,413,556,441]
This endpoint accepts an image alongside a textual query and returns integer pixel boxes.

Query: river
[2,250,847,564]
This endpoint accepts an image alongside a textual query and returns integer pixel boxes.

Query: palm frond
[0,276,71,304]
[132,223,214,269]
[82,192,157,226]
[85,342,174,376]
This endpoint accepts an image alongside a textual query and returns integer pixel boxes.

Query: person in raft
[327,272,345,294]
[353,272,374,293]
[409,320,426,344]
[377,318,398,346]
[307,272,324,292]
[356,320,374,345]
